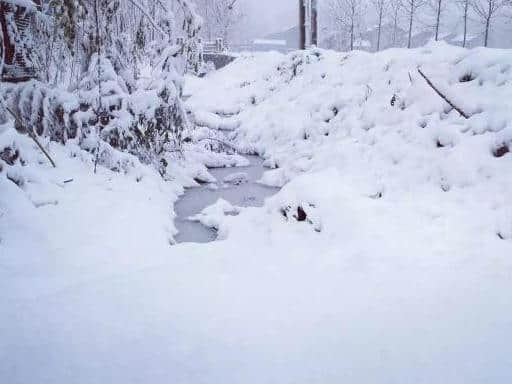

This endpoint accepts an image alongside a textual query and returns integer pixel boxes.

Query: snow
[189,198,240,230]
[253,39,288,46]
[354,39,371,48]
[3,42,512,383]
[222,171,248,184]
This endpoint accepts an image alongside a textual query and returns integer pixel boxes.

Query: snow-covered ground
[2,42,512,383]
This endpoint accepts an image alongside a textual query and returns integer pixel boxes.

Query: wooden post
[299,0,306,50]
[311,0,318,46]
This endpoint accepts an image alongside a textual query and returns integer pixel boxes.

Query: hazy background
[201,0,512,49]
[236,0,298,42]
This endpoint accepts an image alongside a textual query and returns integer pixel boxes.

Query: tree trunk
[350,19,354,51]
[463,0,468,47]
[311,0,318,46]
[408,0,414,48]
[484,1,491,47]
[376,5,383,51]
[299,0,306,49]
[435,0,442,41]
[392,8,399,46]
[0,14,5,78]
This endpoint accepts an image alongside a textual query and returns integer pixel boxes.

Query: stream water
[174,156,279,243]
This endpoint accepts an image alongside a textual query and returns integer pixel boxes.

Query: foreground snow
[2,43,512,383]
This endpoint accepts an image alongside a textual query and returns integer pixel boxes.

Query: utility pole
[311,0,318,46]
[299,0,318,49]
[299,0,306,49]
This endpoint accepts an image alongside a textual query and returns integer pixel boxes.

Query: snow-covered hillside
[187,42,512,240]
[2,43,512,383]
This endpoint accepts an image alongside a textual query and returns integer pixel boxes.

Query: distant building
[253,39,287,47]
[232,26,300,54]
[250,39,289,53]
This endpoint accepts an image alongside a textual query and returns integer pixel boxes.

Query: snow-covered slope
[187,43,512,240]
[2,43,512,383]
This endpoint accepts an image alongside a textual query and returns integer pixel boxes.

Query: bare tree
[432,0,444,40]
[328,0,364,51]
[389,0,403,46]
[471,0,506,46]
[403,0,425,48]
[195,0,243,44]
[371,0,388,51]
[455,0,471,46]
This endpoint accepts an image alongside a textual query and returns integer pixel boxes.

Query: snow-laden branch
[127,0,168,37]
[2,0,37,10]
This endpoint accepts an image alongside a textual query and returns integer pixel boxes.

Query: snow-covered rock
[188,198,241,233]
[223,172,249,185]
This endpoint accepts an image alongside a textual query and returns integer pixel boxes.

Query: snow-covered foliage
[1,0,205,176]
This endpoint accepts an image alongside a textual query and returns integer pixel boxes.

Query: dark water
[174,156,279,243]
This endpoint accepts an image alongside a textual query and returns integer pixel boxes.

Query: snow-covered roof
[253,39,287,46]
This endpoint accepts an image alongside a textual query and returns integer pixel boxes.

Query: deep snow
[2,42,512,383]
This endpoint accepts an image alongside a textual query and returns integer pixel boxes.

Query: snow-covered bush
[1,0,203,178]
[1,53,188,174]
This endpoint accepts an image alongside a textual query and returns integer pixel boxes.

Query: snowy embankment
[2,42,512,383]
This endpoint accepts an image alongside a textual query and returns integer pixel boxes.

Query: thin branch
[127,0,168,37]
[417,67,469,119]
[196,137,239,151]
[4,106,57,168]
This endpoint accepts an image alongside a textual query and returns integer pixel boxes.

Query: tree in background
[430,0,448,41]
[455,0,470,46]
[403,0,426,48]
[371,0,388,51]
[389,0,403,46]
[194,0,244,44]
[328,0,365,51]
[471,0,507,46]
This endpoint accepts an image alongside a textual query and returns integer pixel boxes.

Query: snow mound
[223,172,249,185]
[189,198,241,235]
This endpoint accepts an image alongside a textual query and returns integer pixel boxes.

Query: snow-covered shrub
[77,55,133,150]
[276,50,323,83]
[2,80,82,143]
[1,54,189,176]
[0,0,204,180]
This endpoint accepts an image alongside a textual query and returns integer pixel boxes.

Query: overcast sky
[238,0,298,41]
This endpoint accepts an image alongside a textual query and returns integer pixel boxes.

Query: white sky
[238,0,298,41]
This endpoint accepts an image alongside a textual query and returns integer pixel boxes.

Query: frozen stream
[174,156,279,243]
